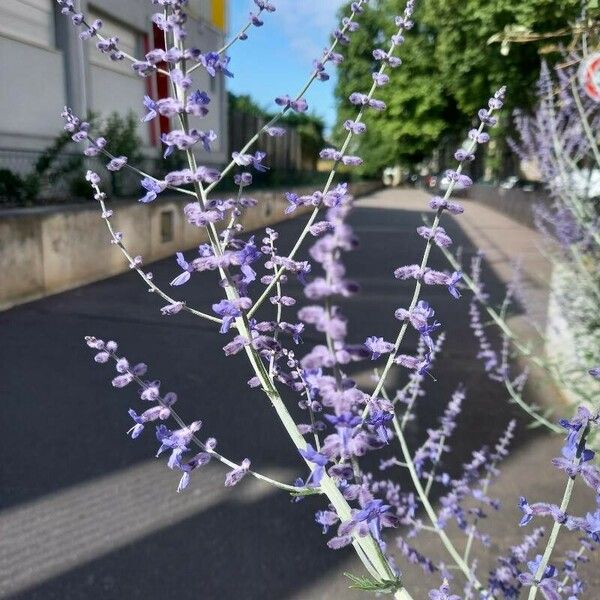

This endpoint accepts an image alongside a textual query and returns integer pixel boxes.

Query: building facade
[0,0,228,166]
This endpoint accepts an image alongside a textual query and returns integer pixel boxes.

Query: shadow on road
[1,197,548,599]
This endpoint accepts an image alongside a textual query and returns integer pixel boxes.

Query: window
[87,9,141,76]
[160,211,174,243]
[0,0,54,47]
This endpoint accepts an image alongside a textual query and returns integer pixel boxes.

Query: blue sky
[227,0,347,131]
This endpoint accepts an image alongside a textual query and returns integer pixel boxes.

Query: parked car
[500,176,536,192]
[551,169,600,198]
[437,173,468,195]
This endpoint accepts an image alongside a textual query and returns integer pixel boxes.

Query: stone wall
[0,181,381,310]
[465,183,550,229]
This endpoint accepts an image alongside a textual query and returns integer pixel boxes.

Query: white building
[0,0,228,166]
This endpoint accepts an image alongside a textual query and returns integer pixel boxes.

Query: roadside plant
[56,0,599,597]
[438,38,600,433]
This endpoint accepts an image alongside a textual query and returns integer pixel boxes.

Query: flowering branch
[203,3,365,197]
[190,0,276,69]
[391,414,486,592]
[85,336,311,494]
[247,3,413,319]
[440,242,597,418]
[87,175,223,324]
[362,93,505,421]
[56,1,171,76]
[523,410,594,600]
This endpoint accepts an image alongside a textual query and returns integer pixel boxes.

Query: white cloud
[278,0,347,61]
[256,0,346,63]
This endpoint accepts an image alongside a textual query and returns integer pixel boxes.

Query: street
[2,188,595,599]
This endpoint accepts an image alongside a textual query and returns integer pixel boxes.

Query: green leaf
[289,487,322,498]
[344,572,404,594]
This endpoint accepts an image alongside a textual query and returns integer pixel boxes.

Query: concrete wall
[0,181,381,310]
[0,0,227,162]
[465,184,549,229]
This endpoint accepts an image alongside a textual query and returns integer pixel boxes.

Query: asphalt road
[1,188,572,599]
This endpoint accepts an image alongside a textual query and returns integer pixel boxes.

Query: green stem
[440,244,598,423]
[391,415,486,592]
[527,426,589,600]
[504,375,562,433]
[424,435,445,498]
[363,114,496,421]
[248,22,410,319]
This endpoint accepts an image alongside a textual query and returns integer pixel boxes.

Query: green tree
[334,0,582,175]
[101,111,143,195]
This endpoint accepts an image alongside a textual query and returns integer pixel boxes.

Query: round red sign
[578,52,600,102]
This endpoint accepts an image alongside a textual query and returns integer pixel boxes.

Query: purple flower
[107,156,127,171]
[559,406,596,461]
[85,170,101,186]
[266,126,286,137]
[299,443,328,487]
[445,271,462,299]
[519,496,535,526]
[364,336,395,360]
[366,410,394,443]
[444,169,472,188]
[198,52,233,78]
[143,95,158,121]
[527,554,556,580]
[343,120,367,134]
[585,509,600,533]
[395,300,435,332]
[254,0,276,11]
[429,196,464,215]
[234,172,253,187]
[320,148,341,161]
[349,92,369,105]
[416,225,453,247]
[186,90,211,117]
[161,130,199,157]
[127,406,171,439]
[339,499,399,545]
[160,301,185,316]
[518,497,563,527]
[372,72,390,86]
[139,177,165,203]
[275,95,308,113]
[315,510,339,534]
[170,252,193,286]
[224,458,251,487]
[232,151,268,172]
[478,108,498,127]
[428,582,461,600]
[156,421,202,457]
[174,451,212,492]
[212,297,251,333]
[454,148,475,162]
[341,155,363,166]
[468,128,490,144]
[395,353,431,375]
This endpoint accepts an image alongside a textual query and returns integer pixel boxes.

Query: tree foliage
[335,0,582,175]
